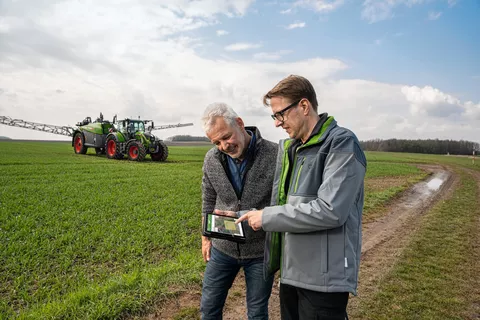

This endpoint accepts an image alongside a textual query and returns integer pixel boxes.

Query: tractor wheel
[73,133,88,154]
[95,147,106,155]
[126,140,146,161]
[105,136,124,160]
[151,141,169,162]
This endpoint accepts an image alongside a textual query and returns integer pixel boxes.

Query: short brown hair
[263,75,318,112]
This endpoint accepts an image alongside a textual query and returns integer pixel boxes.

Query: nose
[274,119,283,128]
[220,140,230,152]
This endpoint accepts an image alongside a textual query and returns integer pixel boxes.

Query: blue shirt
[227,130,256,197]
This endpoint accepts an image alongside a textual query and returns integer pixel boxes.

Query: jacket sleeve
[201,161,217,218]
[262,136,366,233]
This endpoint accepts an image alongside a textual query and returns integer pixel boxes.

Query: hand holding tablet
[202,212,246,243]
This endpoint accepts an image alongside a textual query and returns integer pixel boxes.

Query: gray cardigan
[202,126,278,259]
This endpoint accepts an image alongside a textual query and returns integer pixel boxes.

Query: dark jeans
[280,283,349,320]
[201,247,274,320]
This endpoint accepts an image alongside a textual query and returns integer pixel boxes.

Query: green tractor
[104,116,168,162]
[72,113,169,162]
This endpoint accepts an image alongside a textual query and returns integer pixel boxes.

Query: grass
[0,142,211,319]
[356,168,480,319]
[0,142,472,319]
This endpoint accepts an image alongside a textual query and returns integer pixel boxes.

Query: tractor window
[133,121,145,132]
[117,121,125,131]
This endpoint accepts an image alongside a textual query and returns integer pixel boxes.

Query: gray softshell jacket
[202,127,278,259]
[262,115,367,294]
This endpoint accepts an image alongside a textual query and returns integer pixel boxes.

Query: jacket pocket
[284,231,328,280]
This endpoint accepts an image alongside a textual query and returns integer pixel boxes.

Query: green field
[0,141,478,319]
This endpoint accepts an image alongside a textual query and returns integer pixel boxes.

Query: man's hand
[202,236,212,262]
[235,210,264,231]
[213,209,237,217]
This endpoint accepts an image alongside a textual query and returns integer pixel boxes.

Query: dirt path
[141,165,459,320]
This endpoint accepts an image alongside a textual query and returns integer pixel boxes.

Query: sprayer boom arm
[0,116,74,137]
[152,123,193,130]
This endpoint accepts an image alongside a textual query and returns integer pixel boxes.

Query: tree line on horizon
[360,139,480,155]
[166,135,479,155]
[167,135,210,142]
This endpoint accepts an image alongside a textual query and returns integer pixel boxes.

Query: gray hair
[202,102,239,133]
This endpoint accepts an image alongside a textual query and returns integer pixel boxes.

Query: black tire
[151,141,168,162]
[126,140,146,161]
[73,132,88,154]
[95,148,105,155]
[105,135,124,160]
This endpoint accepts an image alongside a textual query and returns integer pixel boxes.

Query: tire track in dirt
[141,165,458,320]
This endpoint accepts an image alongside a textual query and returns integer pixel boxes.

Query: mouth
[226,145,237,154]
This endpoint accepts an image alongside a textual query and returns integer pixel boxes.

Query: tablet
[203,212,246,243]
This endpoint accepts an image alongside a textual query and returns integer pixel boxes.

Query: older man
[237,75,367,320]
[200,102,277,320]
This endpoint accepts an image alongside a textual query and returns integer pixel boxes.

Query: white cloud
[362,0,426,23]
[286,22,306,29]
[448,0,457,7]
[375,39,382,45]
[428,11,442,20]
[163,0,255,18]
[253,50,292,61]
[464,101,480,120]
[318,81,479,142]
[402,85,464,118]
[280,8,293,14]
[294,0,345,12]
[216,29,229,36]
[224,42,262,51]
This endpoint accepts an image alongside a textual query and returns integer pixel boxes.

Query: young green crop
[2,142,471,319]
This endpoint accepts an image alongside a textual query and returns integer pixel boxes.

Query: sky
[0,0,479,143]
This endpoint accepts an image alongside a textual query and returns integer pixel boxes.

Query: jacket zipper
[293,157,305,193]
[236,199,241,258]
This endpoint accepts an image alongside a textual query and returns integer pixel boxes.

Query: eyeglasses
[270,99,301,122]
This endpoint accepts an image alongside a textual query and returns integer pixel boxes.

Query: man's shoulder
[328,125,365,158]
[204,147,220,163]
[260,138,278,148]
[329,124,359,141]
[257,138,278,156]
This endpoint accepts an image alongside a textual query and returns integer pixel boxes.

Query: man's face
[206,117,247,159]
[270,96,302,139]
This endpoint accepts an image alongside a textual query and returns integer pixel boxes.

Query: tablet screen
[206,213,244,237]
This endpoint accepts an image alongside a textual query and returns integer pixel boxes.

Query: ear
[235,117,245,128]
[300,99,310,116]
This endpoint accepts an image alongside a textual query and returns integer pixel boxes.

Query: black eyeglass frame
[270,99,302,122]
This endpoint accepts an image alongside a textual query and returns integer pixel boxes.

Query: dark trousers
[280,283,349,320]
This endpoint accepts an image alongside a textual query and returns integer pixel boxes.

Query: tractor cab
[116,119,145,139]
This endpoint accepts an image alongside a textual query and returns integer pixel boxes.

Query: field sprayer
[0,113,193,162]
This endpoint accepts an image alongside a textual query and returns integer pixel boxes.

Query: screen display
[206,214,244,237]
